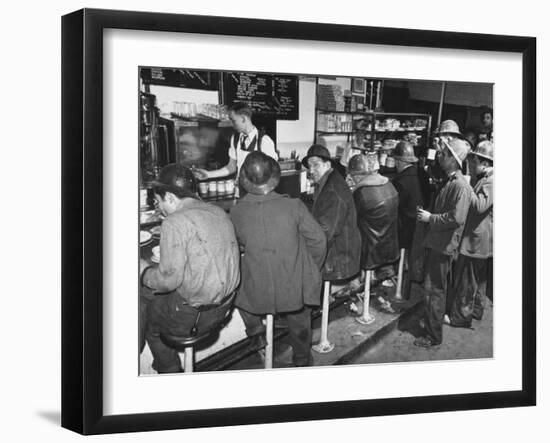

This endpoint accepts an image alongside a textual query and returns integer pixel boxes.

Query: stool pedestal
[265,314,274,369]
[312,281,335,353]
[182,347,194,372]
[394,248,406,300]
[356,269,375,325]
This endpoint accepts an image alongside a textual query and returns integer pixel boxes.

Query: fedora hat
[151,163,198,199]
[240,151,281,195]
[301,144,334,168]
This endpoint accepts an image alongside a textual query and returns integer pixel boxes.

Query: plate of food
[151,245,160,263]
[140,230,152,244]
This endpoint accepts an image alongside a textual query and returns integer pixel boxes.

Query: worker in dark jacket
[448,141,493,327]
[231,152,327,366]
[392,141,426,250]
[348,153,400,278]
[414,137,472,347]
[302,144,361,282]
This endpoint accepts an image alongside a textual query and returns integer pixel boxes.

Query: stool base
[312,341,335,353]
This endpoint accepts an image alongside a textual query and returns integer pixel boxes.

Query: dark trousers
[421,249,453,344]
[486,257,493,302]
[140,289,231,374]
[449,254,487,327]
[239,307,313,366]
[140,292,183,373]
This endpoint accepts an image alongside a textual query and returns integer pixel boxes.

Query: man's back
[353,179,399,270]
[148,199,240,305]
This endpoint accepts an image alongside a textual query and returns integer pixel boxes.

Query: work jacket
[142,199,240,306]
[353,174,400,270]
[459,169,493,258]
[423,170,471,256]
[311,169,361,281]
[230,192,327,314]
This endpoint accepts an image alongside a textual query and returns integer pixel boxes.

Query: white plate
[151,255,160,263]
[140,231,152,244]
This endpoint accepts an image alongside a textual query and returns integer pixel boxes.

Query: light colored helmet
[435,120,463,138]
[472,140,494,161]
[441,138,471,166]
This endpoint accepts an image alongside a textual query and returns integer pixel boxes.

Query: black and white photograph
[138,67,495,374]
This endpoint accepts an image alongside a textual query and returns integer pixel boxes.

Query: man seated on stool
[139,164,240,373]
[348,153,400,297]
[230,152,326,367]
[301,144,361,288]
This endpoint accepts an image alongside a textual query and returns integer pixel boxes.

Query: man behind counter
[193,103,278,181]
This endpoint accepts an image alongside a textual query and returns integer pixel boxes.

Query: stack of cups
[199,182,208,199]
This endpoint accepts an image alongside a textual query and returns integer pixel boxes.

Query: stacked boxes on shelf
[317,113,353,132]
[317,84,345,111]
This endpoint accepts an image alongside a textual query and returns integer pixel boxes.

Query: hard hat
[240,151,281,195]
[152,163,198,199]
[472,140,494,162]
[348,152,379,175]
[393,141,418,163]
[442,138,471,166]
[434,120,464,139]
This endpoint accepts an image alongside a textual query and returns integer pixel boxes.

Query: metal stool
[394,248,407,300]
[160,293,235,373]
[356,270,375,325]
[265,314,274,368]
[312,281,335,353]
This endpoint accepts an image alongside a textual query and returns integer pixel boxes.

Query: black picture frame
[62,8,536,435]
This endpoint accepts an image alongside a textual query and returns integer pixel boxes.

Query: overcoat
[352,174,400,270]
[230,192,327,314]
[459,169,493,258]
[392,165,426,249]
[311,169,361,281]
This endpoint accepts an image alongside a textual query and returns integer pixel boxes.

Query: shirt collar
[241,126,258,141]
[447,170,463,181]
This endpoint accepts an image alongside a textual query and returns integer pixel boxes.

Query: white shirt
[228,126,278,172]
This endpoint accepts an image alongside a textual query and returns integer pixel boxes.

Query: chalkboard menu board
[223,72,299,120]
[140,67,220,91]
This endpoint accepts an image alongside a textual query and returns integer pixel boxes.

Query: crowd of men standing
[139,104,494,372]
